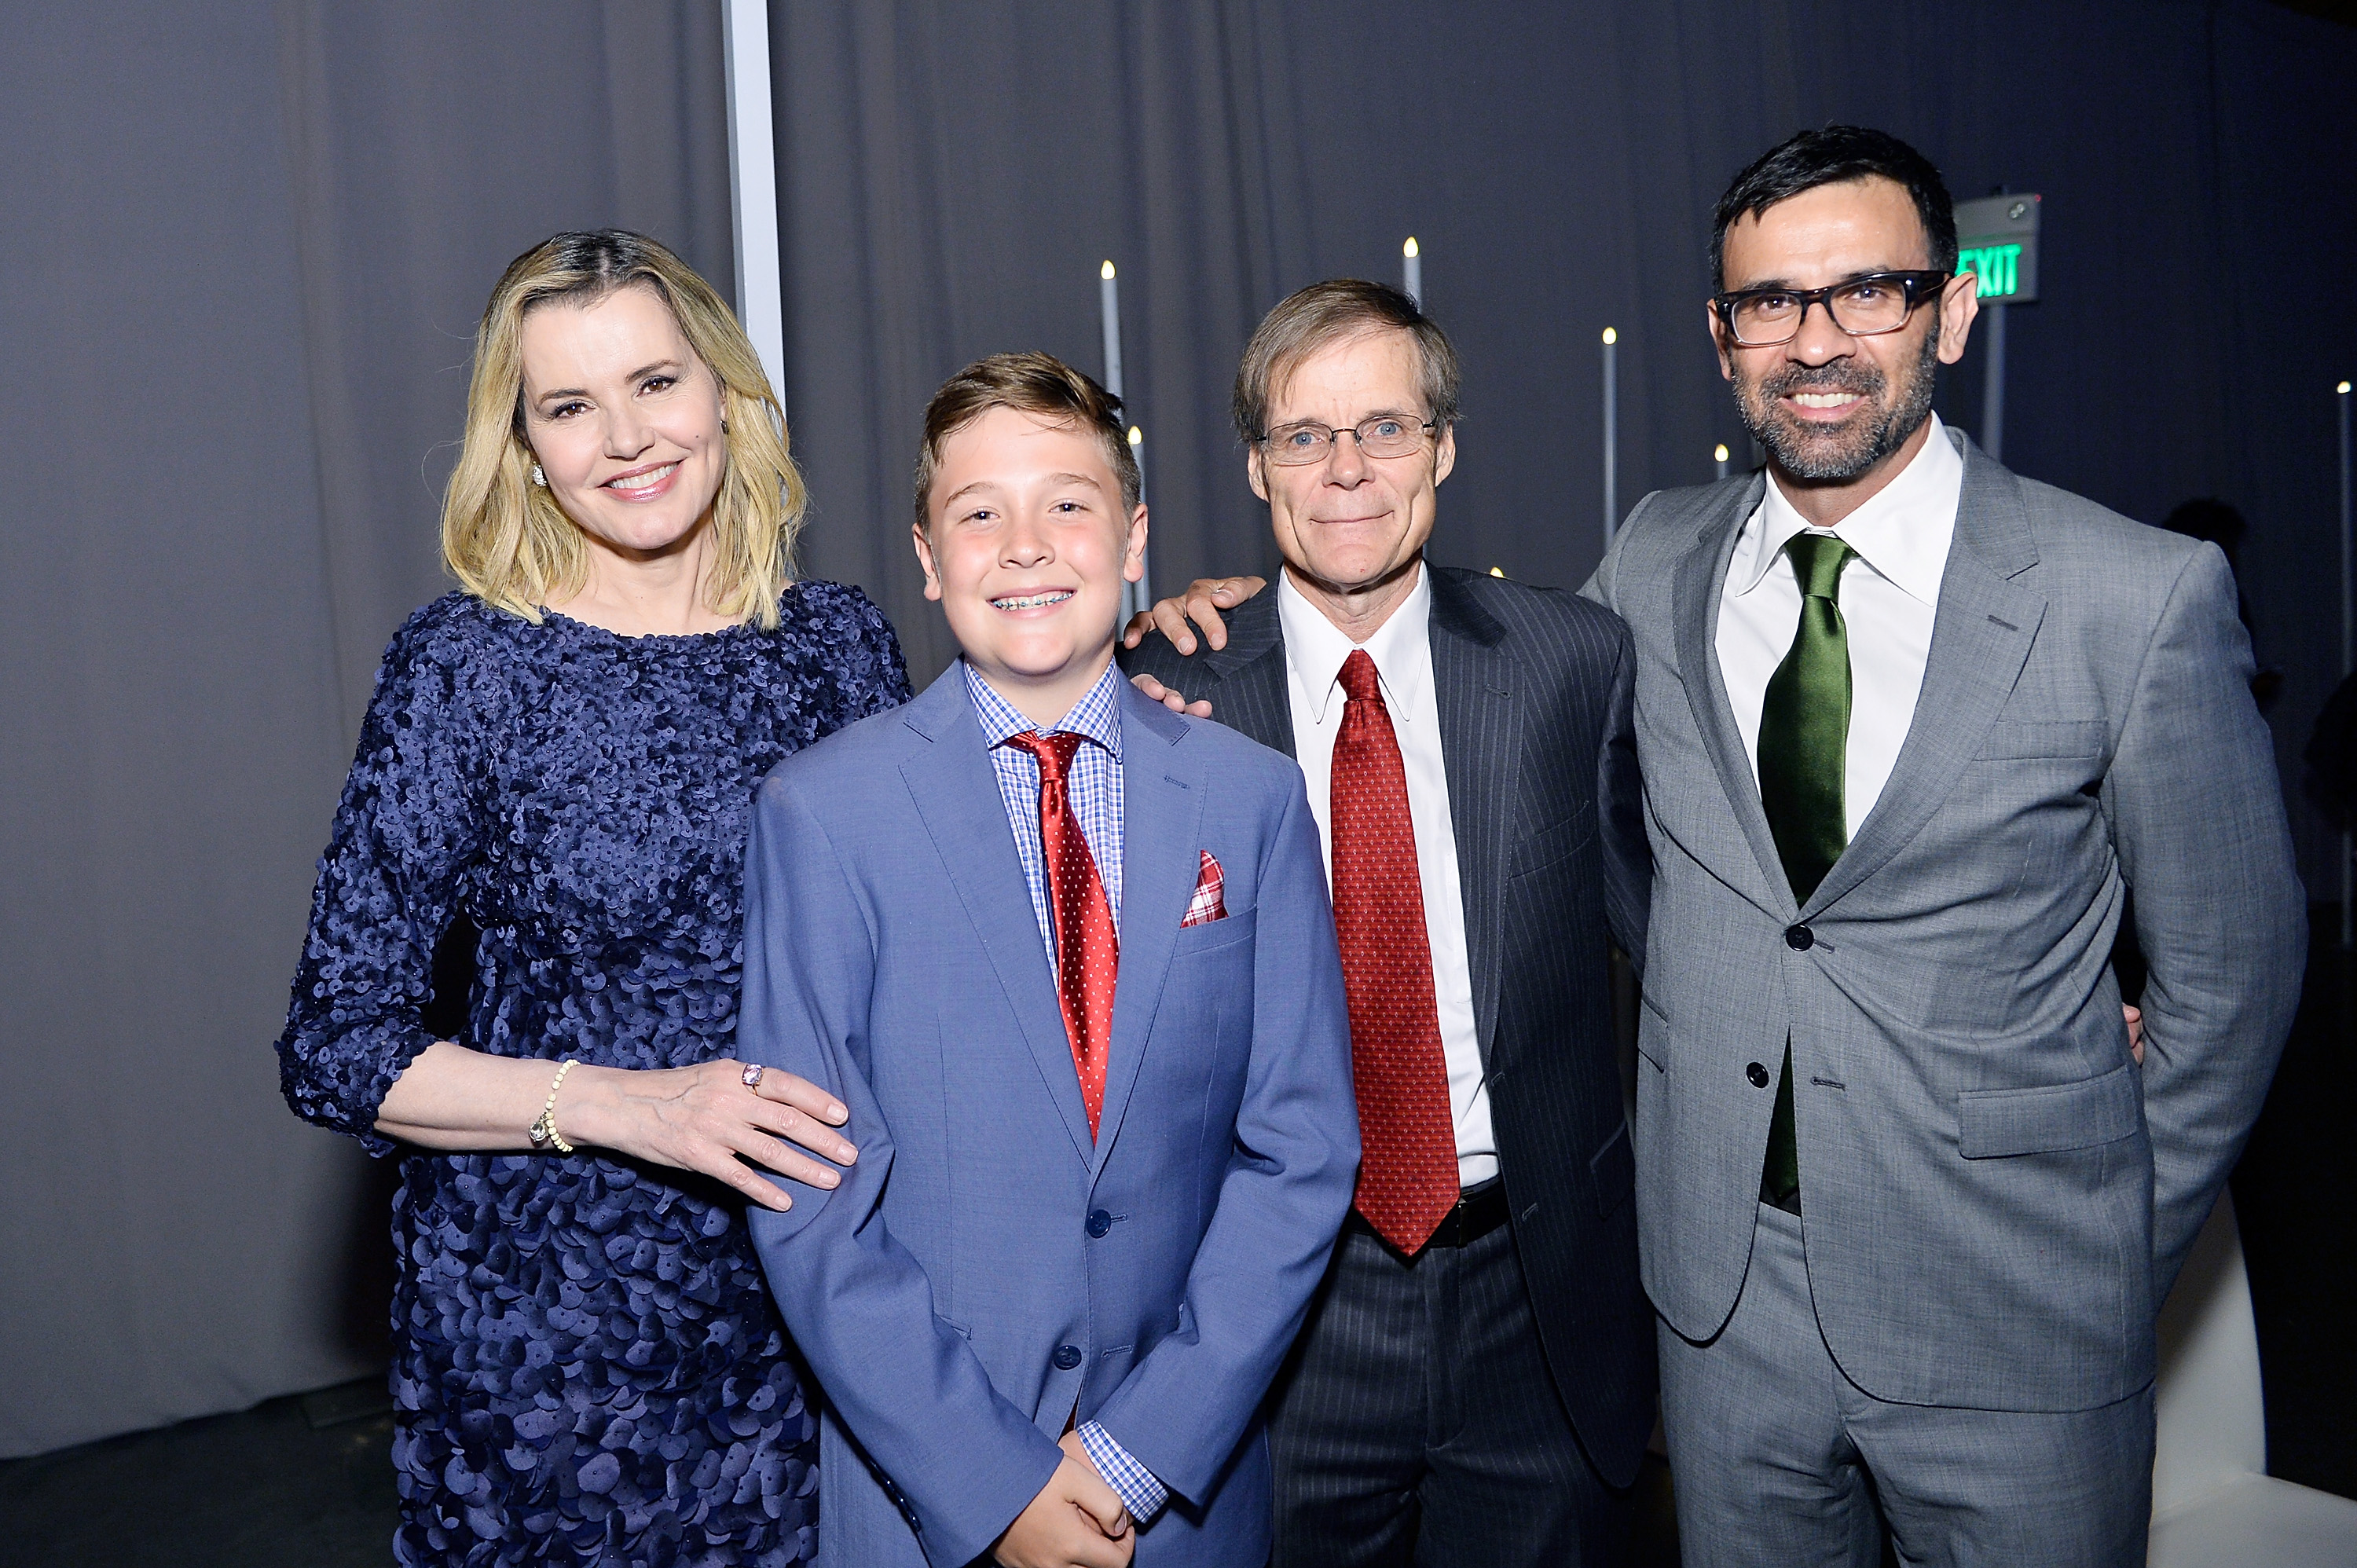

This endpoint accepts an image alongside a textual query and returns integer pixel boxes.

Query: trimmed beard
[1733,316,1941,482]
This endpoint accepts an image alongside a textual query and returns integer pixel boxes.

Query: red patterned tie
[1002,731,1118,1140]
[1329,650,1459,1252]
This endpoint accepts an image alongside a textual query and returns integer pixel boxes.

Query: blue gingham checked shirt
[964,659,1126,954]
[961,661,1168,1522]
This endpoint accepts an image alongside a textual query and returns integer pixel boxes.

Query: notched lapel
[1806,445,2044,913]
[1670,495,1791,914]
[1095,690,1207,1168]
[896,677,1098,1166]
[1429,573,1516,1070]
[1197,594,1297,759]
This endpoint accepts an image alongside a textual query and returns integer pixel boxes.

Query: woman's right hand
[565,1059,855,1211]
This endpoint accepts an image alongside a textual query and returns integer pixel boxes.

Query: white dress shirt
[1277,565,1497,1189]
[1716,415,1963,843]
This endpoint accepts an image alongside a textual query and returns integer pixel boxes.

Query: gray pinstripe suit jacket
[1120,562,1659,1488]
[1585,430,2304,1412]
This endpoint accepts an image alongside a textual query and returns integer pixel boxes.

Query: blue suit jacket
[742,665,1359,1568]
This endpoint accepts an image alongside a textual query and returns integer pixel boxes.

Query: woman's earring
[531,465,547,487]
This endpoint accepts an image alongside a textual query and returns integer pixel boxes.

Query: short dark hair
[1710,126,1959,291]
[1233,279,1461,445]
[914,351,1141,529]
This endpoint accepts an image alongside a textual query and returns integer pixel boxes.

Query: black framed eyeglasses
[1711,270,1953,347]
[1257,414,1439,466]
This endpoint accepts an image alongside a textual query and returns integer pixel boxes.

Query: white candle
[1402,237,1421,306]
[2341,379,2352,946]
[2340,380,2351,676]
[1128,425,1151,608]
[1601,328,1618,549]
[1715,443,1731,481]
[1100,261,1123,400]
[2338,382,2357,943]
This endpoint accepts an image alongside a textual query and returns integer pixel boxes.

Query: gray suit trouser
[1660,1203,2155,1568]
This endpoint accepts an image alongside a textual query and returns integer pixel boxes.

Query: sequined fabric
[277,584,910,1566]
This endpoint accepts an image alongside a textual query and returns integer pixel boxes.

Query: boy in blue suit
[741,353,1359,1568]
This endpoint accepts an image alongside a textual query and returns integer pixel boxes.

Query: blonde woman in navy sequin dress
[277,232,908,1566]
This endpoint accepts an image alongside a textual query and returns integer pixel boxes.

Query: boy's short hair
[915,352,1141,528]
[1232,279,1461,447]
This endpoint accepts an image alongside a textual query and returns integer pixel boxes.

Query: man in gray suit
[1583,126,2304,1563]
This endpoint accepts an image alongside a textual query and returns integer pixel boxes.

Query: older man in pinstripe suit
[1120,280,1655,1566]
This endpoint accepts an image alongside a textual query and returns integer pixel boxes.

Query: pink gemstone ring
[740,1063,765,1090]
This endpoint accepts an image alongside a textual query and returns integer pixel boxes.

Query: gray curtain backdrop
[3,0,2352,1458]
[1,1,735,1458]
[771,0,2357,886]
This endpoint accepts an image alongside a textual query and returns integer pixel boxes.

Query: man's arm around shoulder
[1115,628,1204,698]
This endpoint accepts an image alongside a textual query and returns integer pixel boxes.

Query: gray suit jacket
[1585,430,2304,1412]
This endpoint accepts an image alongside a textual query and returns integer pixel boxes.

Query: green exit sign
[1958,241,2025,299]
[1953,194,2040,304]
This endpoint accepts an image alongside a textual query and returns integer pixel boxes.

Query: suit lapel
[1805,437,2044,914]
[1094,686,1205,1170]
[1670,477,1794,914]
[896,670,1096,1165]
[1197,593,1297,758]
[1428,570,1516,1071]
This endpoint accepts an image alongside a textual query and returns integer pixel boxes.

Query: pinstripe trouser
[1266,1219,1629,1567]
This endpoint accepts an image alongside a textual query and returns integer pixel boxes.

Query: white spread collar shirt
[1277,563,1495,1189]
[1715,414,1964,845]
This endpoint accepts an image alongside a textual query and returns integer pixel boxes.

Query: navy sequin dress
[277,583,910,1566]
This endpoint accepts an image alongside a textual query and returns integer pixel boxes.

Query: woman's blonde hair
[441,230,805,628]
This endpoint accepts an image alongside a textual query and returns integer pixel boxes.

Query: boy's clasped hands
[992,1432,1135,1568]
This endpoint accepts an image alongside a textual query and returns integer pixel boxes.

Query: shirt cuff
[1076,1420,1169,1522]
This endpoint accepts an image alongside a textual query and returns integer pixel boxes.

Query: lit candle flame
[1490,566,1505,577]
[1102,261,1116,280]
[1714,444,1730,462]
[1127,426,1143,446]
[2342,381,2353,395]
[1602,327,1618,345]
[1403,237,1419,259]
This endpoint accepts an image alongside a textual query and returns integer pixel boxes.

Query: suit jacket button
[1747,1061,1771,1088]
[1054,1344,1084,1371]
[1785,924,1814,951]
[1086,1210,1112,1238]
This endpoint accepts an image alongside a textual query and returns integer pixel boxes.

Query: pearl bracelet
[527,1059,577,1153]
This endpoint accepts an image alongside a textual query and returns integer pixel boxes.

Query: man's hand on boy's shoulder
[992,1444,1135,1568]
[1128,671,1212,718]
[1121,575,1266,656]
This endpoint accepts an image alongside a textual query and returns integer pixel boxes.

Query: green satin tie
[1755,532,1854,1212]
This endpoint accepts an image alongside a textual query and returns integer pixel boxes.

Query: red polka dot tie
[1330,650,1459,1253]
[1002,731,1118,1141]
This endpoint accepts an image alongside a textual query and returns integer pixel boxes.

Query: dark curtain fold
[768,0,2355,879]
[2,0,2351,1460]
[0,0,734,1459]
[770,2,1315,685]
[275,0,736,723]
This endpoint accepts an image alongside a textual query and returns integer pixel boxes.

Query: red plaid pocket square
[1180,851,1227,926]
